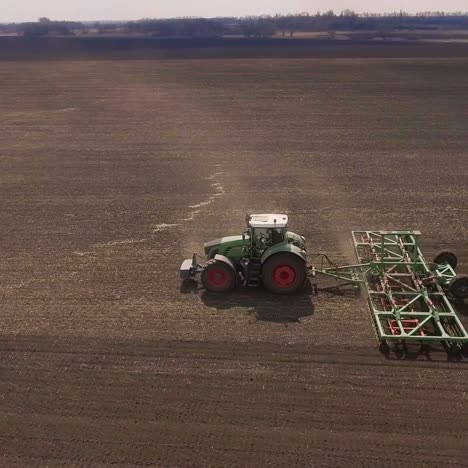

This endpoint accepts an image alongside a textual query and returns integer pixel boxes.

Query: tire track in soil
[76,169,226,251]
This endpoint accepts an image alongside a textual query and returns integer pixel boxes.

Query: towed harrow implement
[316,230,468,352]
[180,214,468,353]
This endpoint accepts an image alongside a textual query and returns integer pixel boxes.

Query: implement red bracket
[388,319,427,336]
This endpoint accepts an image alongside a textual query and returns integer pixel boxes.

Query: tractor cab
[246,213,288,258]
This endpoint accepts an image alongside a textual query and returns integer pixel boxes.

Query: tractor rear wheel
[449,275,468,300]
[201,260,236,293]
[261,253,307,295]
[434,250,458,269]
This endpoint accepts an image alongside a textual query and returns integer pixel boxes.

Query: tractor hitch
[180,254,203,280]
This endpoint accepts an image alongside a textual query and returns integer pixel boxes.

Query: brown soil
[1,49,467,465]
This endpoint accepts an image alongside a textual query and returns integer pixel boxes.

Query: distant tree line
[127,18,225,37]
[1,12,468,38]
[125,12,468,38]
[5,17,84,38]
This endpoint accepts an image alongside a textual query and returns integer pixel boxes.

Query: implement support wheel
[434,250,458,269]
[262,253,306,295]
[201,260,236,293]
[449,275,468,301]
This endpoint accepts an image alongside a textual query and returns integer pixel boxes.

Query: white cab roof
[249,214,288,229]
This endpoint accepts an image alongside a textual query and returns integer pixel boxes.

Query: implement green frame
[317,230,468,351]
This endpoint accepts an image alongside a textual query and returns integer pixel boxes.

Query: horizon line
[2,9,468,24]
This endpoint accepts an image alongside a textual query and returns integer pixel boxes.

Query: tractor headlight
[300,236,306,249]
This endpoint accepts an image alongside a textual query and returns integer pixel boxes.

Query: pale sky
[2,0,468,23]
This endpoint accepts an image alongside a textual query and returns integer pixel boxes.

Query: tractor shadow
[181,279,315,323]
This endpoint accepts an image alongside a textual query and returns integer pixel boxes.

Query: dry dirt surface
[1,47,468,465]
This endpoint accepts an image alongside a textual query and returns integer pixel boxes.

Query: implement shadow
[454,300,468,316]
[181,280,314,323]
[382,346,468,365]
[380,341,468,363]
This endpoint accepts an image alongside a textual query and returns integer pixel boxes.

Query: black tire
[434,250,458,269]
[261,253,307,295]
[201,260,236,293]
[449,275,468,300]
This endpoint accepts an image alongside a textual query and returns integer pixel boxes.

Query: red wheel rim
[273,265,296,287]
[208,268,228,287]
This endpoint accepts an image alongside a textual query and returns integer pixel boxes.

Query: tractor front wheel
[262,253,307,295]
[201,260,237,293]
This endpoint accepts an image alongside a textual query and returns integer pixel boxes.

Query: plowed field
[1,48,468,465]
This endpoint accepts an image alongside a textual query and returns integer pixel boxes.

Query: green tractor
[180,213,309,294]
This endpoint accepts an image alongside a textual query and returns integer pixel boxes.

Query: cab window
[252,227,284,256]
